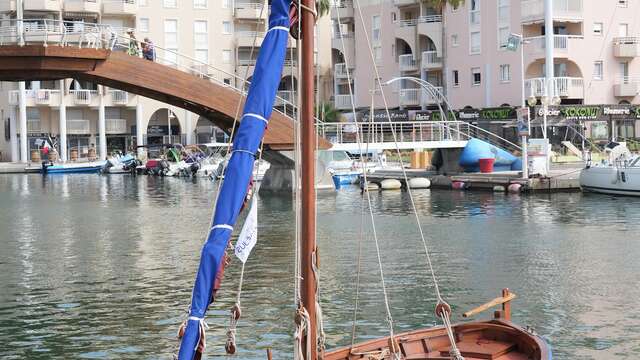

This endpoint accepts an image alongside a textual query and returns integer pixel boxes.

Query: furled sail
[177,0,291,357]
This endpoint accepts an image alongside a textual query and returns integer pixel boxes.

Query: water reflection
[0,176,639,359]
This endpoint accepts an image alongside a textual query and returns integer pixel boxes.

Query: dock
[364,165,582,193]
[0,163,39,174]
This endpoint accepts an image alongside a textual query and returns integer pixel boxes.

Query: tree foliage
[425,0,465,10]
[316,102,342,123]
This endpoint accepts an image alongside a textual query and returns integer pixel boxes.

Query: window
[163,0,177,8]
[498,26,509,48]
[593,22,603,35]
[499,64,510,82]
[471,67,481,86]
[618,0,628,7]
[619,23,629,37]
[469,0,480,25]
[139,18,149,33]
[223,21,232,34]
[593,61,603,80]
[222,49,231,64]
[194,21,208,64]
[194,0,207,8]
[372,15,381,43]
[470,31,481,53]
[452,70,460,87]
[451,34,459,47]
[164,19,178,65]
[497,0,509,23]
[391,44,396,58]
[374,45,382,63]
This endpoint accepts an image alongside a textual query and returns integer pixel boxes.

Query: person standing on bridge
[143,38,156,61]
[126,29,141,57]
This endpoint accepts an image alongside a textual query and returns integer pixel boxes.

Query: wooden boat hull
[324,320,550,360]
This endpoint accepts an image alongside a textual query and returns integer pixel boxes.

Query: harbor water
[0,174,639,359]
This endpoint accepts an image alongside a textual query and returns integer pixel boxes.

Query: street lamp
[506,33,529,179]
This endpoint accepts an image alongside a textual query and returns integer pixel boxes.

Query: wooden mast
[300,0,318,356]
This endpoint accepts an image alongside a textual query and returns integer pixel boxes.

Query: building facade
[330,0,640,140]
[0,0,333,163]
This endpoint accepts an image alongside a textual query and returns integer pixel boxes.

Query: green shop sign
[561,106,600,120]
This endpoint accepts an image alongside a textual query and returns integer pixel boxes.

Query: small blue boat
[332,172,360,189]
[42,161,107,174]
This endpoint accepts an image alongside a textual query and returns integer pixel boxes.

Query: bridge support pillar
[136,102,144,158]
[18,82,27,163]
[98,93,107,160]
[185,111,193,145]
[59,83,67,162]
[260,150,335,193]
[9,106,18,162]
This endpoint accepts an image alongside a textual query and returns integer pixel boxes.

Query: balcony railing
[70,89,97,105]
[521,0,583,22]
[614,76,640,97]
[396,19,418,28]
[332,31,354,39]
[418,15,442,23]
[106,118,128,134]
[334,94,353,110]
[334,63,354,79]
[613,37,640,58]
[67,119,91,134]
[35,89,60,105]
[399,54,418,72]
[275,90,296,106]
[421,50,441,69]
[109,89,129,105]
[525,35,583,53]
[525,77,584,98]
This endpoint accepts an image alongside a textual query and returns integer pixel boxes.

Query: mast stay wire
[351,0,463,357]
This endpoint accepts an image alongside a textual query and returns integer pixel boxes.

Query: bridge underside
[0,46,330,151]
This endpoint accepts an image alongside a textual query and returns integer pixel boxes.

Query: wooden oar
[463,288,516,320]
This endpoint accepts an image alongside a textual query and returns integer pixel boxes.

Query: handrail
[614,37,640,45]
[1,18,323,124]
[417,15,442,23]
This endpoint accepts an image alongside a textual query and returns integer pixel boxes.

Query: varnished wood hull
[325,320,550,360]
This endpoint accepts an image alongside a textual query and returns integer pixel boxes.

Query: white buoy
[507,183,522,193]
[493,185,506,192]
[380,179,402,190]
[408,177,431,189]
[363,181,380,191]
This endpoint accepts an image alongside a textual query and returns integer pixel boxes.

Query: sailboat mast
[300,0,318,356]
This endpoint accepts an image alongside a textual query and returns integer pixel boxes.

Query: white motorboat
[580,142,640,196]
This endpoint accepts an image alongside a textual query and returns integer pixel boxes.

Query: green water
[0,174,639,359]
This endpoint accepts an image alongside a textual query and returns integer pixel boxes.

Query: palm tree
[317,0,331,17]
[316,102,342,123]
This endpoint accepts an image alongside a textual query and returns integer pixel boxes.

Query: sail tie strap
[231,149,256,157]
[242,113,269,124]
[211,224,233,231]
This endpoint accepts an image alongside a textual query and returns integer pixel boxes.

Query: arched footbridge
[0,20,330,151]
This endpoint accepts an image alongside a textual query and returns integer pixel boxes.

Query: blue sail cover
[178,0,291,358]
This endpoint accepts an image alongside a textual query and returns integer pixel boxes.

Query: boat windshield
[631,157,640,167]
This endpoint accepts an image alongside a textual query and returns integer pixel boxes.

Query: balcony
[102,0,138,15]
[34,90,61,106]
[67,119,91,135]
[524,35,583,59]
[281,60,298,76]
[8,91,19,105]
[27,119,41,133]
[614,77,640,97]
[236,31,264,47]
[525,77,584,99]
[334,94,353,110]
[394,19,417,53]
[334,63,355,79]
[70,90,98,106]
[393,0,417,6]
[421,50,441,69]
[64,0,101,13]
[234,3,267,20]
[613,37,640,58]
[25,0,62,11]
[106,118,128,134]
[108,89,129,106]
[331,1,353,20]
[0,1,16,12]
[399,54,418,72]
[331,32,355,64]
[417,15,442,53]
[521,0,583,23]
[399,87,444,107]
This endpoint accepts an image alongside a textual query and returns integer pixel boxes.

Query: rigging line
[333,0,397,346]
[352,0,445,304]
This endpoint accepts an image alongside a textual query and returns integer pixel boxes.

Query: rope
[351,0,463,357]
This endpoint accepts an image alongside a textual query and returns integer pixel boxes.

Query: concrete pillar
[185,111,193,145]
[98,91,107,160]
[544,0,554,80]
[59,80,67,162]
[18,81,27,163]
[9,106,18,162]
[136,102,144,157]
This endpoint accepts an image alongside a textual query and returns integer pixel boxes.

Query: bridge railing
[0,18,316,125]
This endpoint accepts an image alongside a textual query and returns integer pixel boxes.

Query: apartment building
[331,0,640,140]
[0,0,332,163]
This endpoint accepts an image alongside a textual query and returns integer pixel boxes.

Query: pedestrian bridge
[0,19,330,151]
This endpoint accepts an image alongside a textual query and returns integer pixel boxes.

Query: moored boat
[580,142,640,196]
[42,161,107,174]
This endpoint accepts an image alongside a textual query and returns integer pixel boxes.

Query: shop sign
[360,109,409,122]
[516,107,530,137]
[457,108,480,120]
[414,110,456,121]
[479,107,516,120]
